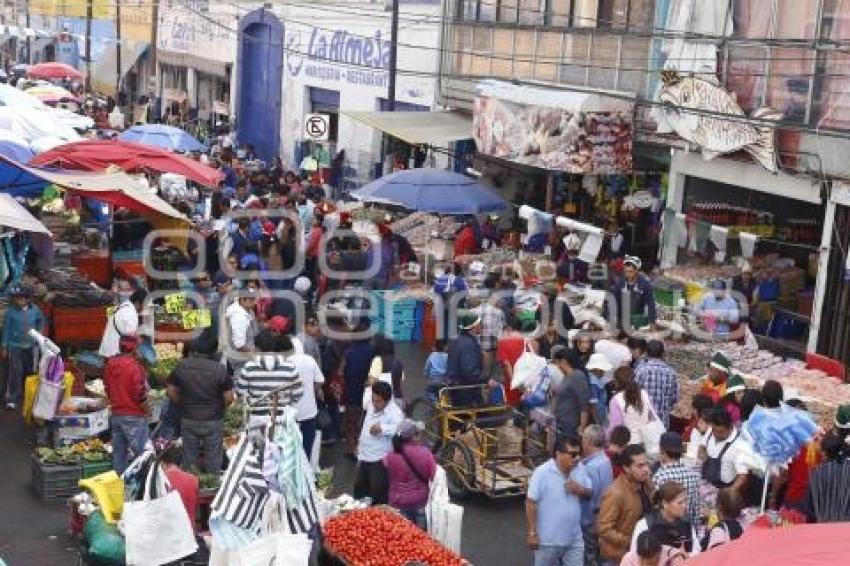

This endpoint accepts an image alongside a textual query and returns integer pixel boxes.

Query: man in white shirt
[701,408,763,492]
[99,290,147,358]
[355,381,403,505]
[225,290,258,376]
[287,346,325,458]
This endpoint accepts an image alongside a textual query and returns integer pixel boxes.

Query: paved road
[0,342,530,565]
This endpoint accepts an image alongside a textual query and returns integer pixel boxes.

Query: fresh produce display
[149,356,180,384]
[36,439,109,465]
[222,402,247,437]
[197,473,222,491]
[323,507,465,566]
[316,468,334,494]
[390,212,461,250]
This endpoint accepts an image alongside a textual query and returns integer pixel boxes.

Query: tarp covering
[31,139,223,187]
[340,110,473,145]
[0,155,185,220]
[0,193,50,234]
[0,106,80,145]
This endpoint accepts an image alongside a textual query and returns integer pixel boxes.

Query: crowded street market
[2,2,850,565]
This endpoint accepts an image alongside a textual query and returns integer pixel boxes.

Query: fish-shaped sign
[658,71,783,173]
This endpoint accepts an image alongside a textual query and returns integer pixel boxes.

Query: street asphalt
[0,341,530,565]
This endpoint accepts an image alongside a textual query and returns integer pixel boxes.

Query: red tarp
[27,62,84,80]
[685,523,850,566]
[31,139,224,187]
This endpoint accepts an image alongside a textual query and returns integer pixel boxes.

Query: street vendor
[454,216,479,257]
[481,214,502,250]
[611,256,657,331]
[699,352,732,404]
[695,280,740,336]
[556,233,588,283]
[99,289,148,358]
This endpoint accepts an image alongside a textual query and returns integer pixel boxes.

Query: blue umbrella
[0,134,35,163]
[119,124,205,153]
[352,168,508,215]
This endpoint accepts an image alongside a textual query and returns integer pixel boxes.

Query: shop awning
[158,50,229,79]
[340,110,472,145]
[0,193,50,234]
[0,155,186,220]
[91,40,149,94]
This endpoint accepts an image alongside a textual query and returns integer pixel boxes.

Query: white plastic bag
[511,343,546,391]
[427,466,463,553]
[124,464,198,565]
[641,402,666,458]
[32,379,64,421]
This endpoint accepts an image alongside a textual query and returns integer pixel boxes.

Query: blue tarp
[0,158,48,197]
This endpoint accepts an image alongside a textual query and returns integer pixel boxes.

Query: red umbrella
[27,62,84,80]
[686,523,850,566]
[30,139,224,187]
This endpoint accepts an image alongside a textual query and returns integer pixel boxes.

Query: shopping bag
[31,378,64,421]
[511,343,546,390]
[123,463,198,565]
[640,402,666,457]
[428,498,464,553]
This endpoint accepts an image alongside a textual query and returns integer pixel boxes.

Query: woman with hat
[611,256,657,331]
[1,285,45,410]
[700,352,732,404]
[382,419,436,529]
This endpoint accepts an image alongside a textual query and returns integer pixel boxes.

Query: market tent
[0,193,50,234]
[30,139,223,187]
[340,110,473,145]
[119,124,205,153]
[0,131,35,162]
[0,155,185,220]
[686,523,850,566]
[0,106,80,145]
[0,85,93,131]
[352,168,508,214]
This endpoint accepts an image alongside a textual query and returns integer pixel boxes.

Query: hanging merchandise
[579,232,605,264]
[689,219,711,253]
[582,175,598,196]
[710,225,729,263]
[740,231,758,259]
[210,435,271,544]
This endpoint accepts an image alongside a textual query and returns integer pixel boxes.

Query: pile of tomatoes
[323,507,465,566]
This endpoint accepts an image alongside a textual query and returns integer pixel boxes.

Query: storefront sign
[658,72,782,173]
[55,35,80,69]
[157,8,234,63]
[472,80,634,174]
[286,25,389,88]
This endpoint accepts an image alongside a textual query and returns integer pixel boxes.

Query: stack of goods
[41,267,113,307]
[323,507,465,565]
[688,202,775,236]
[32,439,112,501]
[370,290,425,342]
[390,212,461,250]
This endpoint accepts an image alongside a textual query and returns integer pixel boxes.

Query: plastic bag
[32,379,64,421]
[123,463,197,565]
[83,510,126,564]
[426,466,463,552]
[511,344,546,391]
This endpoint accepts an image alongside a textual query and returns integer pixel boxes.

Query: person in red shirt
[494,317,529,407]
[104,336,150,474]
[454,219,478,257]
[160,443,199,532]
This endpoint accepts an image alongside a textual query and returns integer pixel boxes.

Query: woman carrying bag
[606,367,664,456]
[383,419,437,529]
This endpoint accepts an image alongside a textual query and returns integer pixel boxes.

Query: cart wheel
[407,397,441,452]
[440,439,474,500]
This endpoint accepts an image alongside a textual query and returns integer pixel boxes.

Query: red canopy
[27,62,84,80]
[31,139,223,187]
[685,523,850,566]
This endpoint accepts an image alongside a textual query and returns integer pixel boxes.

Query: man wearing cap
[1,286,45,410]
[611,255,657,331]
[104,335,150,473]
[653,431,701,527]
[446,310,485,406]
[557,233,588,283]
[695,280,740,337]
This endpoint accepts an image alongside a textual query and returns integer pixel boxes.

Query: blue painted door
[237,10,283,163]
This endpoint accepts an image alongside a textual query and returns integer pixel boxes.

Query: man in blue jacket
[611,256,657,332]
[446,310,485,407]
[1,285,45,410]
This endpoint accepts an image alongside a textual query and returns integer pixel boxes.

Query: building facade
[437,0,850,365]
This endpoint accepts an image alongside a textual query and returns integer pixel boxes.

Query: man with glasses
[526,434,592,566]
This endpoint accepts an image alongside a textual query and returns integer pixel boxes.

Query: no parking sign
[304,113,330,141]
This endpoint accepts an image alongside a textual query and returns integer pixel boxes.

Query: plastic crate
[53,306,108,343]
[31,456,82,502]
[654,287,683,307]
[81,460,113,479]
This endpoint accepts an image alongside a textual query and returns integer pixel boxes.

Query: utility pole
[387,0,398,111]
[115,0,122,95]
[25,0,31,64]
[85,0,92,91]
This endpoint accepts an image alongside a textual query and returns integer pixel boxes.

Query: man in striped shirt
[237,333,303,430]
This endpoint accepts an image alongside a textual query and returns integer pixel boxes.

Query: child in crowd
[423,340,448,402]
[607,425,631,478]
[701,488,743,551]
